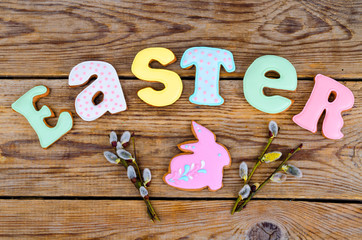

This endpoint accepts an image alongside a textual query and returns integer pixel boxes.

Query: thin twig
[131,135,143,183]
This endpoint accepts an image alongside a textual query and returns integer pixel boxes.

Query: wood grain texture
[0,1,361,238]
[0,0,360,78]
[0,200,360,239]
[0,79,360,199]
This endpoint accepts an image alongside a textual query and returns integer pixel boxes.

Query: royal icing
[293,74,354,139]
[11,85,73,149]
[243,55,297,113]
[69,61,127,121]
[180,47,235,106]
[163,121,231,191]
[131,47,183,107]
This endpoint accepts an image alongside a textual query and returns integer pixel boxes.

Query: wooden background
[0,0,361,239]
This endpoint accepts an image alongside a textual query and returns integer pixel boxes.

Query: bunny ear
[191,121,216,143]
[179,142,196,152]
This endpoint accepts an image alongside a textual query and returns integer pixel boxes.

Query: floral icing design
[168,161,207,183]
[163,121,231,191]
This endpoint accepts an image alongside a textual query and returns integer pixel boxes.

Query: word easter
[71,47,354,140]
[12,47,355,148]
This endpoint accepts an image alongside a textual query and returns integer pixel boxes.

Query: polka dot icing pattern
[180,47,235,106]
[69,61,127,121]
[163,121,231,191]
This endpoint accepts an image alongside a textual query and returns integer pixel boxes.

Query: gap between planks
[0,196,360,204]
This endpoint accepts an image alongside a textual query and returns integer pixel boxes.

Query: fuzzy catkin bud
[270,172,287,183]
[143,168,152,185]
[268,121,278,137]
[283,164,303,178]
[103,151,119,164]
[139,186,149,198]
[127,166,137,180]
[239,162,248,181]
[110,131,118,146]
[117,149,133,161]
[121,131,131,145]
[238,184,251,199]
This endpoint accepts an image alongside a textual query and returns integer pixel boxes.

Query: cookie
[243,55,297,114]
[131,47,183,107]
[69,61,127,121]
[180,47,235,106]
[11,85,73,149]
[293,74,354,139]
[163,121,231,191]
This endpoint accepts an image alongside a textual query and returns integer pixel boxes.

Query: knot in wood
[247,221,285,240]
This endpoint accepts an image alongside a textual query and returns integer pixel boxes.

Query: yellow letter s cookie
[131,47,183,107]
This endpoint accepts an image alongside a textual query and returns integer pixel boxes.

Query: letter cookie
[69,61,127,121]
[293,74,354,139]
[11,85,73,149]
[180,47,235,106]
[163,121,231,191]
[131,47,183,107]
[243,55,297,113]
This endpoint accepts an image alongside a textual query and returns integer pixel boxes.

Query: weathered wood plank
[0,0,360,78]
[0,200,360,239]
[0,79,360,199]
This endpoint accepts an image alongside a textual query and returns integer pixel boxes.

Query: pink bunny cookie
[163,121,231,191]
[69,61,127,121]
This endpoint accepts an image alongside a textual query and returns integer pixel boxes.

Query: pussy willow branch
[113,146,159,222]
[231,136,275,214]
[235,144,302,212]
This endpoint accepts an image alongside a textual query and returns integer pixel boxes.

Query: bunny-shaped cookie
[163,121,231,191]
